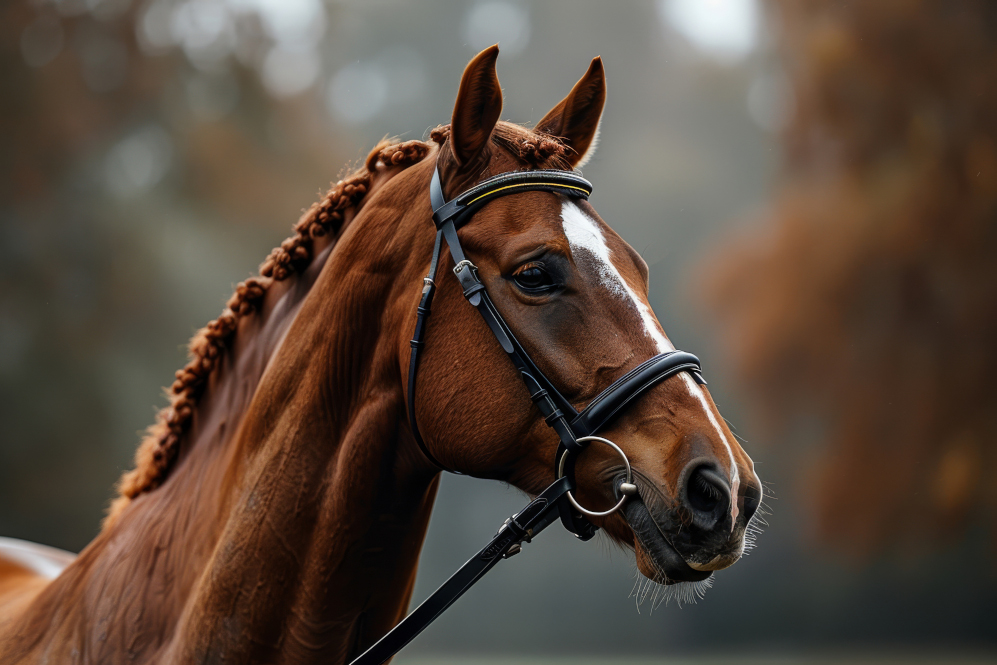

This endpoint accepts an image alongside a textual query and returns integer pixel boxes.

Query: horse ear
[535,57,606,168]
[450,45,503,168]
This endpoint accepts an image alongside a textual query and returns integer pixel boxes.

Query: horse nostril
[684,465,731,524]
[741,483,762,523]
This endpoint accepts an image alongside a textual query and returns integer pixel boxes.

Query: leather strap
[348,476,573,665]
[406,229,448,470]
[443,221,581,440]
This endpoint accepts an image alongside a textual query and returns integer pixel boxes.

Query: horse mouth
[620,493,712,585]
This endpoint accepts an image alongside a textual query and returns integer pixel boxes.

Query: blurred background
[1,0,995,662]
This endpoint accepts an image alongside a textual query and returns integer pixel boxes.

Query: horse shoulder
[0,537,74,615]
[0,538,75,581]
[0,539,77,661]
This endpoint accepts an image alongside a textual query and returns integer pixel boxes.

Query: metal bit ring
[556,435,635,518]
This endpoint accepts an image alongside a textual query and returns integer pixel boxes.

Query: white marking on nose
[560,200,741,527]
[681,373,740,527]
[560,201,672,352]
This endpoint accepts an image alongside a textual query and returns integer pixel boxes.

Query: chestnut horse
[0,46,761,664]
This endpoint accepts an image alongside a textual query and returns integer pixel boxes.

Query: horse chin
[686,551,743,572]
[622,495,713,586]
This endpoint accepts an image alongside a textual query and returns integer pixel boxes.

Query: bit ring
[556,435,634,518]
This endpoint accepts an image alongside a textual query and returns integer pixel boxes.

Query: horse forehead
[502,190,569,231]
[470,192,573,251]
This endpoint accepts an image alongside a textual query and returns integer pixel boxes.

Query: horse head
[410,46,762,597]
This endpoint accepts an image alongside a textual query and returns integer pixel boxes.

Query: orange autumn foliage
[707,0,997,557]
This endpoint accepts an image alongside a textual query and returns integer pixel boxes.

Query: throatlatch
[350,164,706,665]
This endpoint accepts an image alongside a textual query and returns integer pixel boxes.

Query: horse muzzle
[618,468,750,584]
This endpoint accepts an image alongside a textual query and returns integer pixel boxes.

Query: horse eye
[513,265,555,292]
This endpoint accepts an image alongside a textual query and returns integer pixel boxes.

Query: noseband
[350,163,706,665]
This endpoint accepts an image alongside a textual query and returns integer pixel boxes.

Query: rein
[349,164,706,665]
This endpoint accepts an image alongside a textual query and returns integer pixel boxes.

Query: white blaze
[560,201,671,352]
[560,200,741,521]
[681,373,741,525]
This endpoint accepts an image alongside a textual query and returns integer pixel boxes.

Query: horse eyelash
[512,261,546,275]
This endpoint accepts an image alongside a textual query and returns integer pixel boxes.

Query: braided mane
[106,124,569,526]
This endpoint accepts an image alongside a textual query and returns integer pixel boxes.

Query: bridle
[349,161,707,665]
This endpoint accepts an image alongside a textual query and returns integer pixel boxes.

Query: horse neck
[166,170,443,661]
[37,162,441,663]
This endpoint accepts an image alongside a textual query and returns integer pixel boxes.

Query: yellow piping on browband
[465,182,591,206]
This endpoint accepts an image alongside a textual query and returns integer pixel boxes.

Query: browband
[431,168,593,229]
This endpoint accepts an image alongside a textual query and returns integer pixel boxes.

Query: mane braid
[430,123,572,169]
[105,139,433,527]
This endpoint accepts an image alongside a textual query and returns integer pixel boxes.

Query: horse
[0,45,762,664]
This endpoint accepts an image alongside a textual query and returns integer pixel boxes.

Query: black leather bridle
[349,163,706,665]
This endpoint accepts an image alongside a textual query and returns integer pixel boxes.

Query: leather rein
[349,163,706,665]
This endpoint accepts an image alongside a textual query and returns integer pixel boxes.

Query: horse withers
[0,46,762,664]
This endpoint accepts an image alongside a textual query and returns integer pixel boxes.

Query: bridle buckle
[453,259,477,277]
